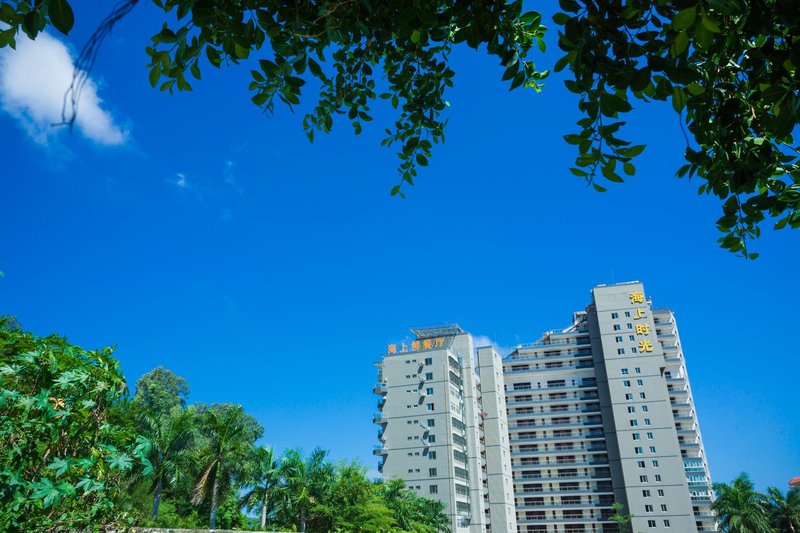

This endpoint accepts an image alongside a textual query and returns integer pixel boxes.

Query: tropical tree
[712,473,771,533]
[3,0,800,255]
[137,407,195,519]
[278,447,335,533]
[610,501,632,533]
[134,366,190,418]
[310,462,397,532]
[191,403,262,529]
[379,478,450,533]
[0,318,151,531]
[767,486,800,533]
[239,445,281,530]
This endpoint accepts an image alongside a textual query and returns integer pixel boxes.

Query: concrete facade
[374,326,517,533]
[375,282,716,533]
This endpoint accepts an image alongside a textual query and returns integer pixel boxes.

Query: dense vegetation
[0,318,449,532]
[2,1,800,256]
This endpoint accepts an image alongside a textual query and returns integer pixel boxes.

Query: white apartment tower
[374,326,517,532]
[375,282,716,533]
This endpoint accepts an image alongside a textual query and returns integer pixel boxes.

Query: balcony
[373,382,388,395]
[373,412,387,425]
[373,444,387,456]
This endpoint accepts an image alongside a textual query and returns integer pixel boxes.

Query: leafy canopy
[2,0,799,255]
[0,317,151,532]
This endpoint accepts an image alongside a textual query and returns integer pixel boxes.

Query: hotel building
[374,282,716,533]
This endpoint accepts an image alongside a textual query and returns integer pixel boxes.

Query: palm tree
[277,447,333,532]
[712,473,771,533]
[768,487,800,533]
[239,445,281,530]
[138,407,195,519]
[191,404,262,529]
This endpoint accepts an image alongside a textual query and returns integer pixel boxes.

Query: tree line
[0,318,449,532]
[711,473,800,533]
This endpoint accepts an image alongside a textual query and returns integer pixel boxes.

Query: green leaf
[623,162,635,176]
[47,458,71,478]
[671,7,696,31]
[671,31,689,57]
[622,145,646,157]
[700,14,721,33]
[48,0,74,35]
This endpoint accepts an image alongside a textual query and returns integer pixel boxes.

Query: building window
[623,380,631,387]
[618,348,625,355]
[621,368,629,374]
[641,476,649,483]
[626,393,634,400]
[643,490,651,497]
[625,311,631,317]
[429,468,437,477]
[612,312,619,319]
[430,485,438,494]
[647,432,654,440]
[635,447,643,455]
[613,324,621,331]
[635,367,641,373]
[425,372,433,380]
[661,504,668,512]
[649,446,657,454]
[629,335,635,341]
[637,379,644,386]
[631,347,638,353]
[628,406,636,413]
[428,435,436,443]
[664,520,671,527]
[627,323,633,330]
[658,489,664,497]
[426,403,434,411]
[633,433,641,440]
[648,520,656,527]
[655,475,662,482]
[616,336,623,343]
[640,392,647,399]
[630,420,639,427]
[427,418,435,427]
[642,405,649,412]
[652,460,660,468]
[426,387,434,395]
[645,504,653,511]
[424,357,433,365]
[637,461,646,468]
[644,418,652,426]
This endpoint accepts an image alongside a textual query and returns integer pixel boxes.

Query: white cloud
[223,159,243,194]
[0,32,127,146]
[175,173,188,189]
[473,335,512,357]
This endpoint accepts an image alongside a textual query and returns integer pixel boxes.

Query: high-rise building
[374,282,716,533]
[373,326,517,533]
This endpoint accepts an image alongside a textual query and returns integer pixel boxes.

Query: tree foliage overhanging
[1,0,799,256]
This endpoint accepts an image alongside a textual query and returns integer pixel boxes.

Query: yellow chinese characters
[629,292,645,304]
[634,308,647,320]
[388,337,446,354]
[635,324,650,336]
[639,340,653,353]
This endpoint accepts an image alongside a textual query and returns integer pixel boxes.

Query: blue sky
[1,2,798,492]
